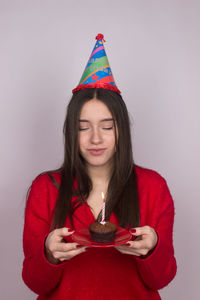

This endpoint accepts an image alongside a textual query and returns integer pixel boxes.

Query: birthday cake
[89,221,117,243]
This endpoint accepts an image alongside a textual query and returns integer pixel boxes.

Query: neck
[87,163,113,186]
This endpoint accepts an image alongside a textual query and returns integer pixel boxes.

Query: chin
[87,158,113,169]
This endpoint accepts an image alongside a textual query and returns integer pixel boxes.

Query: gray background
[0,0,199,299]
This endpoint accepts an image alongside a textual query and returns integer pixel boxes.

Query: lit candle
[100,192,106,225]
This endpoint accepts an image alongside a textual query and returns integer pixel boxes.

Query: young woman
[22,88,177,300]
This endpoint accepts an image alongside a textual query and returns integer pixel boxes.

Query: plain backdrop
[0,1,200,299]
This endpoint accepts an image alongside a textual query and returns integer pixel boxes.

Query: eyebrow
[79,118,114,123]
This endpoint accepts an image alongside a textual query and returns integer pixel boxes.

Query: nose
[91,127,102,144]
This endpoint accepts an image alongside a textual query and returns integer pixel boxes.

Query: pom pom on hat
[72,34,120,94]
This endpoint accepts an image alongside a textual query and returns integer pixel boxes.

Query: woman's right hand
[45,227,87,264]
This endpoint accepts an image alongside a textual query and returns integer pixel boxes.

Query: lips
[88,148,106,155]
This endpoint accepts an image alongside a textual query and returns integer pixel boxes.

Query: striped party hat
[72,34,120,94]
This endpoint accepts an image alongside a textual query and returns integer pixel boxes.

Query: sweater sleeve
[135,177,177,290]
[22,174,67,296]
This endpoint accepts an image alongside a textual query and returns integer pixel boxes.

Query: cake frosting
[89,221,117,243]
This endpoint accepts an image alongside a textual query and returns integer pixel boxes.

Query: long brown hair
[51,88,140,229]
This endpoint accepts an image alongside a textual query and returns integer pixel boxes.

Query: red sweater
[22,166,177,300]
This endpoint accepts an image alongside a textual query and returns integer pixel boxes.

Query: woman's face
[78,98,117,170]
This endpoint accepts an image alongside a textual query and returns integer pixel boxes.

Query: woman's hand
[45,227,87,264]
[115,226,158,257]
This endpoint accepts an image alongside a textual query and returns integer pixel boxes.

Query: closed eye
[78,120,90,131]
[79,127,89,131]
[102,127,113,130]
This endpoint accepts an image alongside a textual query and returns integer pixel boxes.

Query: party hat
[72,34,120,94]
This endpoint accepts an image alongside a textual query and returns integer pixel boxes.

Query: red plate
[71,226,132,248]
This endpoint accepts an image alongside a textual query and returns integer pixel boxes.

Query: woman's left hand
[115,226,158,257]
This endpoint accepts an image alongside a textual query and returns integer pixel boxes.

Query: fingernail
[130,229,136,233]
[68,228,74,232]
[125,243,131,246]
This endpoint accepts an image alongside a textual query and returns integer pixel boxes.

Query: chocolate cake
[89,221,117,243]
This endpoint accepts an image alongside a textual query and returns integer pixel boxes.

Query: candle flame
[101,192,105,201]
